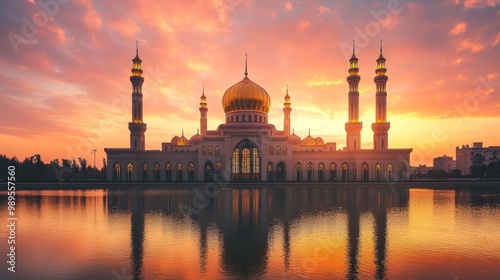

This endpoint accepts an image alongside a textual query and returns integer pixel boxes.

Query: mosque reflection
[106,186,411,279]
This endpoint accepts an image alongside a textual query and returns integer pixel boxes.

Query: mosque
[105,42,412,182]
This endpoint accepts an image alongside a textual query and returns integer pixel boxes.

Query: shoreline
[5,181,500,190]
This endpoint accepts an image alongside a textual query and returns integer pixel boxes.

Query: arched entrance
[267,162,275,181]
[276,162,286,181]
[113,163,121,181]
[361,162,369,181]
[205,161,214,181]
[231,139,261,181]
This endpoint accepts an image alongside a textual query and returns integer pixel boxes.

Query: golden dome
[171,131,190,146]
[301,135,316,146]
[288,133,301,144]
[222,76,271,114]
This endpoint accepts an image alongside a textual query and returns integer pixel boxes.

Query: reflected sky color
[0,1,499,166]
[1,186,499,279]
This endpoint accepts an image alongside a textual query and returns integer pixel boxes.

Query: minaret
[283,84,291,136]
[199,84,208,136]
[345,41,363,150]
[371,40,390,150]
[128,41,147,151]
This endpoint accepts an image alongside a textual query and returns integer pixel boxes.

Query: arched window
[216,162,223,181]
[361,162,369,181]
[282,146,287,155]
[306,162,314,181]
[215,146,220,155]
[205,161,214,181]
[330,163,337,181]
[208,146,213,156]
[176,162,183,181]
[142,163,148,181]
[376,163,381,181]
[399,163,407,181]
[231,139,260,180]
[341,163,348,181]
[202,146,207,155]
[254,115,257,122]
[259,116,262,122]
[113,163,121,181]
[267,162,274,181]
[276,162,286,181]
[232,149,239,174]
[165,163,172,181]
[353,163,357,181]
[269,146,274,155]
[127,163,134,181]
[275,146,281,155]
[387,163,393,181]
[318,163,324,182]
[236,115,239,122]
[153,163,160,181]
[296,162,302,181]
[188,163,195,181]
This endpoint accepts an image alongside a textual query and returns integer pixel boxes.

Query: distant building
[412,164,432,177]
[456,142,500,175]
[433,155,456,173]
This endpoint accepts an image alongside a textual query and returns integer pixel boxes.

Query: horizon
[1,0,499,169]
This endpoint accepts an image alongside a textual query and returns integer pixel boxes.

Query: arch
[205,161,215,181]
[282,146,287,155]
[267,162,275,181]
[216,162,223,181]
[142,163,148,181]
[306,162,314,181]
[341,163,348,181]
[275,146,281,155]
[361,162,369,181]
[387,163,393,181]
[202,146,207,155]
[269,146,274,155]
[188,162,195,181]
[127,163,134,181]
[376,163,381,181]
[242,115,245,122]
[231,138,261,180]
[153,162,160,181]
[399,163,407,181]
[176,162,183,181]
[296,162,303,181]
[330,162,337,181]
[208,146,214,156]
[113,163,121,181]
[353,162,357,181]
[165,162,172,181]
[215,146,220,155]
[318,162,324,182]
[274,162,285,181]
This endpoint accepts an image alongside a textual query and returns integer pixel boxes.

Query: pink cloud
[450,22,467,35]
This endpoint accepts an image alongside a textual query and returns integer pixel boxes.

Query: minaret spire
[244,53,248,77]
[199,84,208,136]
[345,39,362,150]
[283,84,292,136]
[372,41,390,150]
[129,41,147,151]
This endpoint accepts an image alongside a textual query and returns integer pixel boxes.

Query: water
[1,185,499,279]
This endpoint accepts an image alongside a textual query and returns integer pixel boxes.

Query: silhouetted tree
[102,158,107,181]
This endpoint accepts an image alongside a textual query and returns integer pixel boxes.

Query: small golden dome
[288,133,301,145]
[171,132,190,146]
[302,135,316,146]
[222,76,271,114]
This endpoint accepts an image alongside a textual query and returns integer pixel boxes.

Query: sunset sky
[0,0,499,168]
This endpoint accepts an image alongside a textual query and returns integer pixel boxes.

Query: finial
[197,128,199,134]
[353,40,355,54]
[136,40,138,56]
[182,129,184,136]
[244,53,248,77]
[380,39,383,55]
[308,128,311,135]
[293,128,295,134]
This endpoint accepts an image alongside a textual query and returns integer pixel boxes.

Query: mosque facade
[105,43,412,182]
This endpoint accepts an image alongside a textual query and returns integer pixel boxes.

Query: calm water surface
[1,185,499,279]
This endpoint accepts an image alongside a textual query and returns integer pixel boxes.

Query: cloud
[285,1,293,11]
[450,22,467,35]
[456,38,484,52]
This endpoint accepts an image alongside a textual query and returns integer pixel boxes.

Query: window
[275,146,281,155]
[215,146,220,155]
[142,163,148,181]
[208,146,213,156]
[231,139,260,180]
[376,163,381,181]
[205,161,214,181]
[153,163,160,181]
[216,162,223,181]
[253,148,260,174]
[282,146,287,155]
[127,163,134,181]
[242,148,251,173]
[165,163,172,181]
[177,162,183,181]
[306,162,313,181]
[330,163,337,181]
[361,163,369,181]
[318,163,324,182]
[188,163,195,181]
[232,149,239,174]
[387,163,393,181]
[202,146,207,155]
[276,162,286,181]
[269,146,274,155]
[267,162,274,181]
[296,162,302,181]
[341,163,348,181]
[113,163,121,181]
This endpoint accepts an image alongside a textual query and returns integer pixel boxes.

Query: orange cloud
[450,22,467,35]
[456,38,484,52]
[285,1,293,11]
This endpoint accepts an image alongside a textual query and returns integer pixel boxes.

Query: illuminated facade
[105,42,412,182]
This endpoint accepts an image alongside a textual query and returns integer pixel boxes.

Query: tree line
[0,154,107,181]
